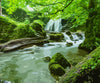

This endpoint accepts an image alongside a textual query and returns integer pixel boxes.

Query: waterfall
[62,32,85,47]
[45,19,62,32]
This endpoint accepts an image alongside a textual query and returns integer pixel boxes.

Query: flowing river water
[0,32,88,83]
[0,19,88,83]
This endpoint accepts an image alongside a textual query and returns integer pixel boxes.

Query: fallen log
[0,37,49,52]
[59,46,100,83]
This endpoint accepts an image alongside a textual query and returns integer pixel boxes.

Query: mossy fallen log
[59,46,100,83]
[0,37,49,52]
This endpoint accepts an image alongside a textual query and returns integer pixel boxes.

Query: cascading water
[62,32,85,47]
[45,19,62,32]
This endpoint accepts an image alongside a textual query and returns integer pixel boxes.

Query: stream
[0,32,88,83]
[0,19,88,83]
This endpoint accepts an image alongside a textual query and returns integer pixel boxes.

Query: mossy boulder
[0,16,17,43]
[49,53,71,68]
[49,33,64,42]
[49,64,65,76]
[31,22,46,37]
[0,16,46,43]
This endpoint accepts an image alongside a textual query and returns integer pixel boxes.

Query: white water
[63,32,85,47]
[45,19,62,32]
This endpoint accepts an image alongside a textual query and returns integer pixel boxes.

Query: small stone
[66,31,71,36]
[42,56,51,62]
[66,41,73,47]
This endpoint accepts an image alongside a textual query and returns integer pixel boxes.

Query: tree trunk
[59,46,100,83]
[0,0,2,16]
[79,0,99,52]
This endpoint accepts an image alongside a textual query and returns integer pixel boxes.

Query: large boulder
[49,64,65,76]
[31,22,46,37]
[49,53,71,77]
[0,16,46,43]
[49,53,71,68]
[49,33,64,42]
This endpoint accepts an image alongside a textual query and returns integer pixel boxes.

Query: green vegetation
[49,53,71,78]
[59,46,100,83]
[0,16,46,43]
[49,33,64,42]
[79,0,100,51]
[0,0,100,82]
[49,64,65,76]
[49,53,71,68]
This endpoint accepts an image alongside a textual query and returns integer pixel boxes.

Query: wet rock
[74,39,79,41]
[66,41,73,47]
[69,35,74,40]
[65,31,71,36]
[30,52,34,54]
[49,64,65,76]
[42,56,51,62]
[48,44,55,46]
[49,53,71,68]
[76,32,83,39]
[49,33,64,42]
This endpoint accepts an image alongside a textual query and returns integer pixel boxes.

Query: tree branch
[49,0,74,14]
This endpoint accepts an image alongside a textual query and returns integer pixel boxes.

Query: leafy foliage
[0,16,46,43]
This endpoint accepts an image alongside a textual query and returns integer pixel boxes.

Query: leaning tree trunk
[0,0,2,16]
[79,0,100,52]
[59,46,100,83]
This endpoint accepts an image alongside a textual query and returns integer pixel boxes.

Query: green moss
[0,16,17,43]
[0,16,46,43]
[79,11,100,52]
[60,46,100,83]
[13,23,37,39]
[49,53,71,69]
[49,33,64,42]
[31,22,46,37]
[49,64,65,76]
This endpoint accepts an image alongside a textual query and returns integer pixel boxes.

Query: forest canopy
[1,0,90,28]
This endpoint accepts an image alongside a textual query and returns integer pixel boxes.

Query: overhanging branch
[49,0,74,15]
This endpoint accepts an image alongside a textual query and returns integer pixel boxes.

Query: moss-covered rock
[49,53,71,68]
[0,16,17,43]
[31,22,46,37]
[49,64,65,76]
[59,46,100,83]
[0,16,46,43]
[49,33,64,42]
